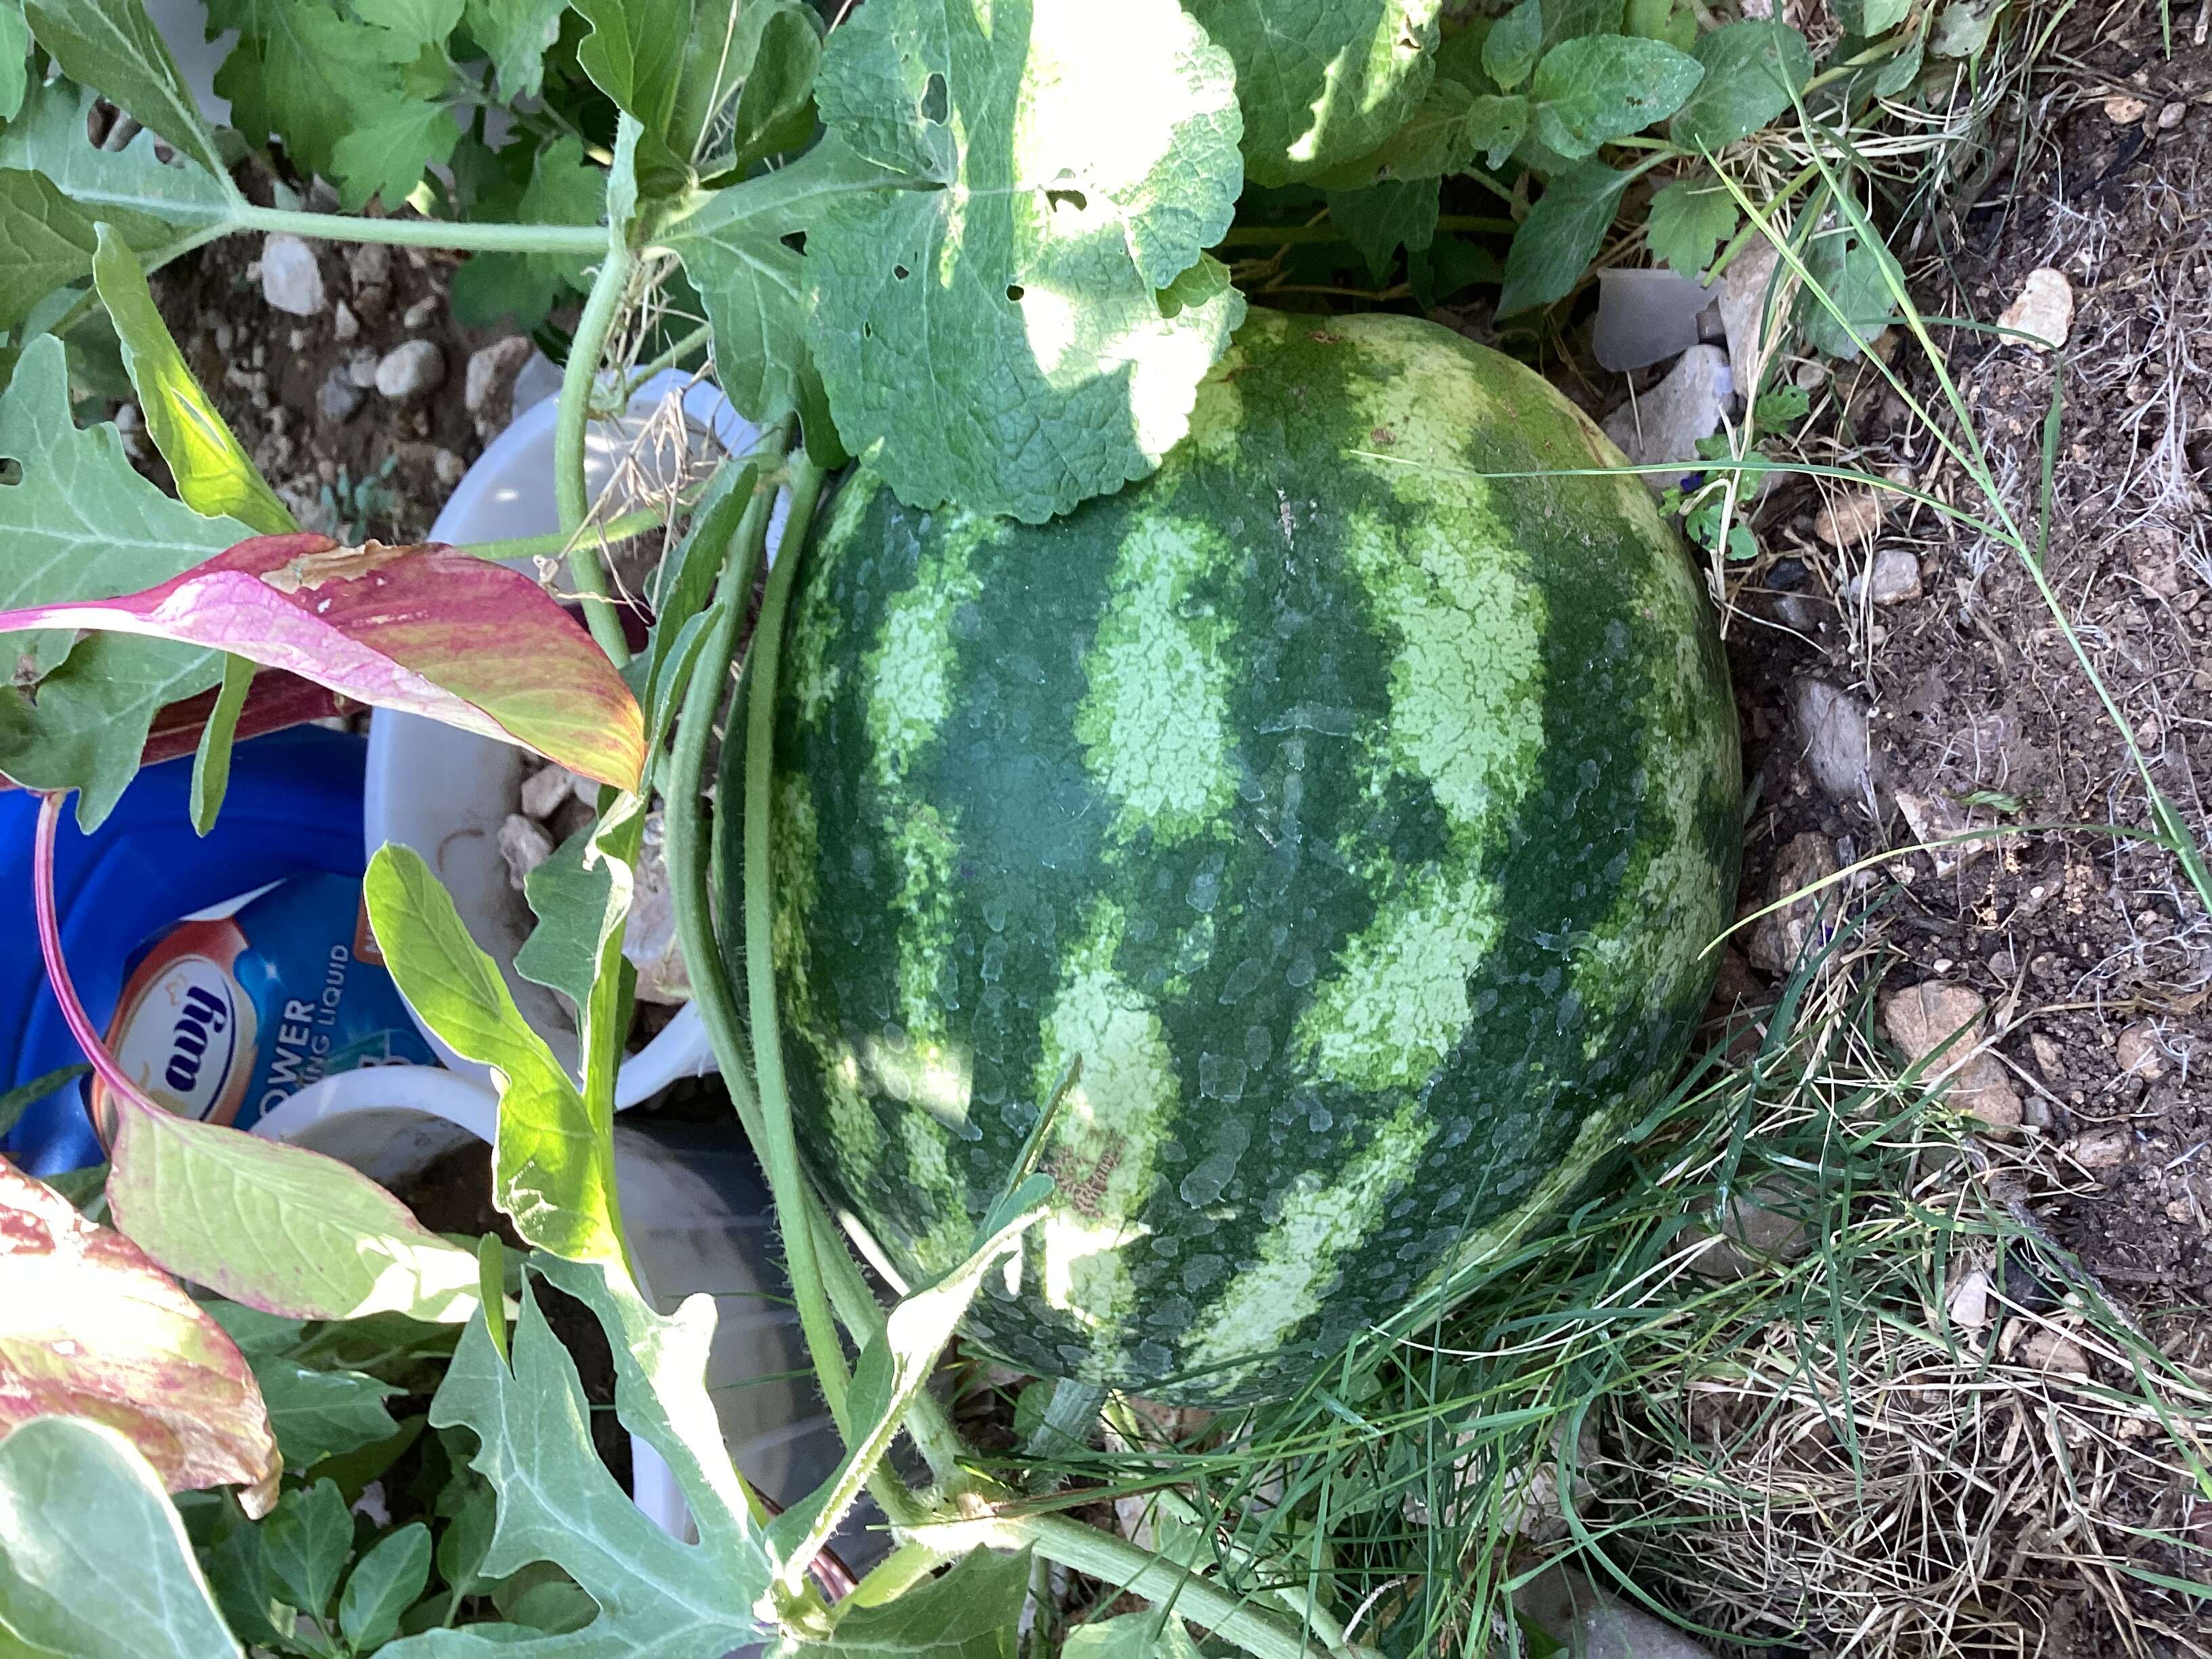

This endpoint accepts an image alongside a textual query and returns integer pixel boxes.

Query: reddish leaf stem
[32,791,161,1146]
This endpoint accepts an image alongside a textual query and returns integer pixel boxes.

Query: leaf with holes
[0,75,240,227]
[807,0,1246,522]
[0,531,645,787]
[1,1158,281,1514]
[22,0,232,180]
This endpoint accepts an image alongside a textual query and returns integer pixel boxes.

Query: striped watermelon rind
[729,309,1740,1405]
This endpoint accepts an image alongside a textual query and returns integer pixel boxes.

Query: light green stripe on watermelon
[1181,1099,1435,1385]
[1295,868,1504,1092]
[1074,514,1241,846]
[1029,899,1179,1348]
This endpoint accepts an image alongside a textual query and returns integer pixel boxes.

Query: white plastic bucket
[365,371,777,1107]
[251,1065,843,1547]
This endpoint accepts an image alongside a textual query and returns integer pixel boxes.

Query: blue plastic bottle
[0,728,394,1175]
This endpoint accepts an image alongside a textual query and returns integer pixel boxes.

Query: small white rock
[518,762,575,821]
[1791,679,1875,804]
[374,340,446,401]
[498,813,554,890]
[432,448,466,489]
[1747,831,1839,977]
[346,349,382,390]
[1998,267,2073,353]
[348,242,393,294]
[1894,789,1992,877]
[1601,345,1732,489]
[2104,94,2150,124]
[259,233,325,316]
[1849,546,1922,605]
[2062,1128,2131,1170]
[331,300,359,342]
[401,294,438,331]
[464,335,537,432]
[1719,240,1786,407]
[1948,1268,1992,1332]
[2016,1327,2090,1378]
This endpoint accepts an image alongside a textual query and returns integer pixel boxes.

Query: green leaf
[0,1418,241,1658]
[1496,159,1629,316]
[449,134,603,329]
[1467,92,1529,169]
[1185,0,1440,186]
[340,1523,434,1651]
[808,0,1246,523]
[821,1548,1028,1658]
[463,0,567,99]
[356,0,462,49]
[0,1062,89,1137]
[769,1203,1044,1589]
[516,823,607,1010]
[1931,0,2006,57]
[364,843,625,1266]
[0,75,239,227]
[1063,1612,1205,1659]
[711,0,821,176]
[331,94,463,211]
[491,1561,597,1634]
[1307,80,1477,190]
[0,0,27,120]
[1542,0,1624,47]
[92,228,294,534]
[190,654,255,833]
[1668,21,1814,151]
[378,1264,772,1658]
[199,1496,291,1647]
[262,1477,352,1616]
[571,0,687,181]
[1796,218,1900,358]
[251,1361,405,1466]
[1325,177,1439,281]
[1645,172,1737,276]
[1835,0,1911,30]
[210,0,411,178]
[663,140,892,442]
[104,1103,487,1319]
[1530,34,1702,159]
[22,0,231,180]
[0,168,124,329]
[1483,0,1541,89]
[0,336,244,821]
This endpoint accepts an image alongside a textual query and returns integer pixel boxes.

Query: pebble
[432,448,466,488]
[332,300,359,342]
[1719,239,1784,400]
[1601,345,1731,489]
[2015,1326,2090,1378]
[2158,100,2186,131]
[1997,267,2073,353]
[1814,489,1886,547]
[345,349,381,389]
[1849,546,1922,605]
[259,233,325,316]
[1685,1181,1812,1280]
[316,371,364,424]
[464,335,537,435]
[1519,1568,1717,1659]
[2116,1021,2167,1080]
[347,242,392,294]
[1894,789,1992,878]
[375,340,446,400]
[1948,1267,1992,1332]
[1790,678,1875,804]
[626,812,690,1004]
[402,294,439,331]
[2062,1128,2131,1170]
[498,813,554,891]
[2030,1032,2066,1078]
[2104,94,2150,124]
[518,762,577,821]
[1879,980,2023,1129]
[1747,830,1838,977]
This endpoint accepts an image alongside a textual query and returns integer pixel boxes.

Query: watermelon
[731,309,1740,1405]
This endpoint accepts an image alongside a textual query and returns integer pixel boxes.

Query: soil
[1717,0,2211,1314]
[398,1141,634,1494]
[136,165,531,546]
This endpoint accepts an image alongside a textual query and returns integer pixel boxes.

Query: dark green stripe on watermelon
[729,310,1740,1405]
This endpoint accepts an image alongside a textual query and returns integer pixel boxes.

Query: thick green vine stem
[554,233,642,667]
[738,450,858,1441]
[232,203,608,253]
[915,1510,1347,1659]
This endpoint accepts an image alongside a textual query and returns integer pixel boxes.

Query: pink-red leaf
[0,533,644,789]
[0,1159,281,1517]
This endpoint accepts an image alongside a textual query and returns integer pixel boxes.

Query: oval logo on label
[111,954,250,1123]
